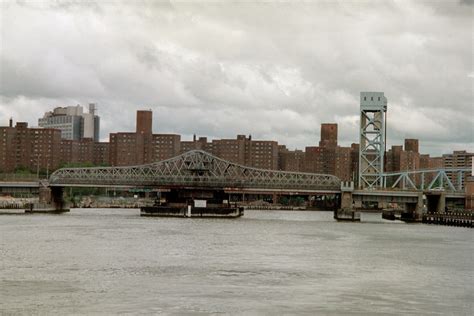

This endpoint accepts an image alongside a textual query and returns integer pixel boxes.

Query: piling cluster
[422,211,473,228]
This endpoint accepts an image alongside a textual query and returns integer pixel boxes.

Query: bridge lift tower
[359,92,387,189]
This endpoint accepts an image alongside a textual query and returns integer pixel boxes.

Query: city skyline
[1,1,473,156]
[2,102,470,158]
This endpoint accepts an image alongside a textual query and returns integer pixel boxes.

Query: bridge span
[49,150,341,193]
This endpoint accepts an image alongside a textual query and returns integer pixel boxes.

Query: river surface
[0,209,472,315]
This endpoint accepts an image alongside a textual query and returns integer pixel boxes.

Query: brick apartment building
[59,138,110,166]
[443,150,473,186]
[300,123,359,181]
[278,146,305,172]
[385,139,421,172]
[180,134,279,170]
[0,120,62,173]
[109,110,181,166]
[384,138,472,187]
[181,123,356,180]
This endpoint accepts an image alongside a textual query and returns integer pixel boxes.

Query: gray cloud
[0,0,472,156]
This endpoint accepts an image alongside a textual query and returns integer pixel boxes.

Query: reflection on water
[0,209,472,315]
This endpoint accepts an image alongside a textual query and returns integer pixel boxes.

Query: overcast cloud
[0,0,472,156]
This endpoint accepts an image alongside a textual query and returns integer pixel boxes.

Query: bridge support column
[39,186,52,204]
[401,193,424,222]
[437,192,446,213]
[51,187,68,212]
[334,182,360,221]
[466,176,474,210]
[26,186,69,213]
[272,193,279,205]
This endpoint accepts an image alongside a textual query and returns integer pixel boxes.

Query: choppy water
[0,209,472,315]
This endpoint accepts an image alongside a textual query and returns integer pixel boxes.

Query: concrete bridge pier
[272,193,279,205]
[29,186,69,213]
[38,186,52,204]
[51,187,68,211]
[400,192,424,222]
[334,182,360,221]
[426,192,446,213]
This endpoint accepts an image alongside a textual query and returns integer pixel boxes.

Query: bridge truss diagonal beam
[382,167,470,193]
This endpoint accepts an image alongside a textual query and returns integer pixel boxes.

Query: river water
[0,209,472,315]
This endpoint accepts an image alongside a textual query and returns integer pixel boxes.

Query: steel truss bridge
[382,168,470,193]
[49,150,341,193]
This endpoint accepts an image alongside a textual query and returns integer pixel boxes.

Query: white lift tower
[359,92,387,189]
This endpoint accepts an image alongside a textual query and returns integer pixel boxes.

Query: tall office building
[81,104,100,141]
[38,104,100,141]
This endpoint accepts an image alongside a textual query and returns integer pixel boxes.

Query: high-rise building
[350,143,360,182]
[81,104,100,141]
[92,142,110,166]
[109,110,181,166]
[319,123,338,148]
[419,154,443,185]
[136,110,152,135]
[179,134,279,170]
[247,139,279,170]
[404,139,419,153]
[0,121,61,173]
[300,123,358,181]
[59,139,94,165]
[278,146,305,172]
[443,150,473,187]
[152,134,181,161]
[181,136,210,153]
[38,104,100,141]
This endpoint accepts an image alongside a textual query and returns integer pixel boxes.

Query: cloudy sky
[0,0,472,156]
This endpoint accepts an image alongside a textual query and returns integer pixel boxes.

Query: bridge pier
[39,186,52,204]
[272,193,279,205]
[426,192,446,213]
[334,182,360,221]
[51,187,68,212]
[466,176,474,210]
[26,186,69,213]
[400,193,423,222]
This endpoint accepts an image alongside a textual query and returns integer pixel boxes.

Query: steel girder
[359,108,386,189]
[49,150,341,191]
[382,168,471,192]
